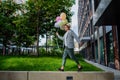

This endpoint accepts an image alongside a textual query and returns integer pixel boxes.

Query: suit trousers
[62,47,79,66]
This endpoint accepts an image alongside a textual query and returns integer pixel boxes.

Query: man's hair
[64,23,71,29]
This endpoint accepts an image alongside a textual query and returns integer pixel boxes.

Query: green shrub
[39,47,63,57]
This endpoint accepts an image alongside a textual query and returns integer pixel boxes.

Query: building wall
[78,0,120,70]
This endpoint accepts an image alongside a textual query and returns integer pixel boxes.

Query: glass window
[95,40,98,62]
[100,37,104,65]
[106,31,114,68]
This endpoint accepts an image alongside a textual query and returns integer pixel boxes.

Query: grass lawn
[0,55,103,71]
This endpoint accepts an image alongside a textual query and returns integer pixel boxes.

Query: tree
[26,0,75,56]
[0,0,75,56]
[0,0,23,55]
[12,11,36,54]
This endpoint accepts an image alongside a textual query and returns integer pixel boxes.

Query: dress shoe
[58,68,64,71]
[78,67,82,71]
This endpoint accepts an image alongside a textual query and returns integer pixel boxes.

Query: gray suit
[57,30,80,66]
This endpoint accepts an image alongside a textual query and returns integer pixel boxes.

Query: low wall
[0,71,114,80]
[0,71,27,80]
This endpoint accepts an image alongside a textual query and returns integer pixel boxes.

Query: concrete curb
[0,71,114,80]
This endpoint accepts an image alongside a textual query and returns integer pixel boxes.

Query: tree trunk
[36,23,39,56]
[46,32,48,53]
[36,10,40,56]
[3,46,5,56]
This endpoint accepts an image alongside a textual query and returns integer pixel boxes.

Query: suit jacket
[57,30,80,48]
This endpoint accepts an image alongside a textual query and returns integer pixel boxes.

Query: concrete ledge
[0,71,114,80]
[0,71,27,80]
[29,71,114,80]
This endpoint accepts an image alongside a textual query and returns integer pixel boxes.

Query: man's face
[64,25,69,31]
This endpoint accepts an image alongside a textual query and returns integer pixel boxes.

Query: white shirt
[64,31,69,47]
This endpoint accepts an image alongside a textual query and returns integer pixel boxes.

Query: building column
[112,25,120,70]
[97,26,101,63]
[91,0,97,62]
[103,26,108,66]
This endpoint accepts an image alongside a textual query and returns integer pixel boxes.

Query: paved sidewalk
[85,59,120,80]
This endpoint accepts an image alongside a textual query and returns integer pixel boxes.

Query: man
[56,23,82,71]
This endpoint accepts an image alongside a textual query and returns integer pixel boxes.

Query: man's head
[64,23,71,31]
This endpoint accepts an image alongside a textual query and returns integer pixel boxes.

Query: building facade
[78,0,120,70]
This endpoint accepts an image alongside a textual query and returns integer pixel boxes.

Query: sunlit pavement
[85,59,120,80]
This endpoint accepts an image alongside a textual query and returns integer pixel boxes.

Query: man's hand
[56,32,59,36]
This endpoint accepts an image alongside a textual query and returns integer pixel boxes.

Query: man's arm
[56,32,64,40]
[71,31,80,43]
